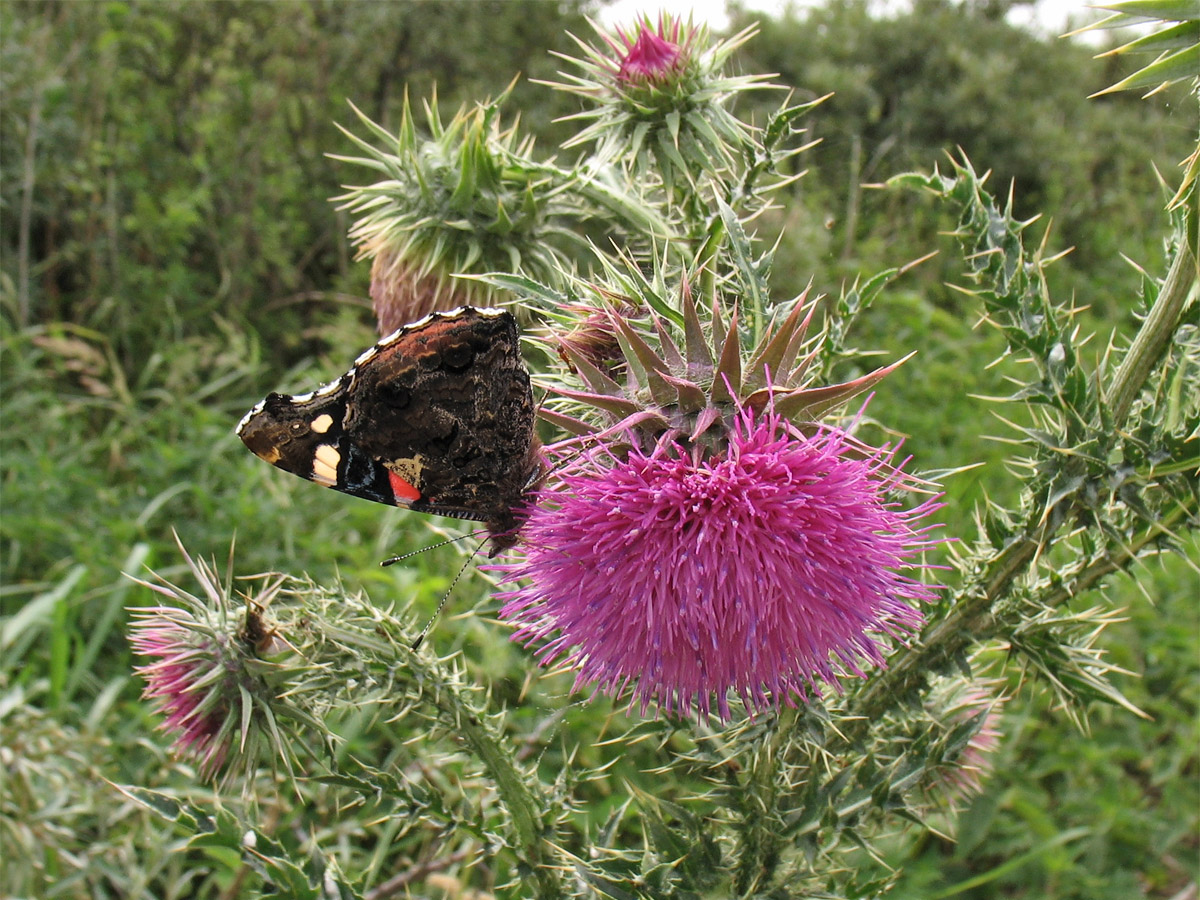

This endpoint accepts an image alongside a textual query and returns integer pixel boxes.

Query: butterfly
[237,307,543,556]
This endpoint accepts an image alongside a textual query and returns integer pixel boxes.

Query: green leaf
[111,784,188,826]
[1094,0,1200,22]
[1092,44,1200,95]
[1103,19,1200,55]
[2,566,86,663]
[928,828,1090,898]
[716,198,766,338]
[464,273,568,309]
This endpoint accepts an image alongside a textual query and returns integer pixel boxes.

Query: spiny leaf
[1091,44,1200,96]
[682,281,714,371]
[710,308,742,405]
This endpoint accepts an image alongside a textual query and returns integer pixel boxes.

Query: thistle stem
[440,697,560,897]
[734,705,794,893]
[1108,240,1199,424]
[848,496,1193,741]
[321,616,561,896]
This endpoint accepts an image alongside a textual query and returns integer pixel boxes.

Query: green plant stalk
[734,704,795,894]
[1037,499,1193,609]
[1108,240,1199,423]
[315,615,562,896]
[436,692,561,897]
[697,214,726,302]
[848,476,1195,739]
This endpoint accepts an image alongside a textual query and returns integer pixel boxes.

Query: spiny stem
[734,705,794,894]
[440,694,561,898]
[1108,241,1199,424]
[332,613,561,896]
[847,474,1195,741]
[842,236,1197,741]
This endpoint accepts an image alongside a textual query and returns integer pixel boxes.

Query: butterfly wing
[237,307,539,528]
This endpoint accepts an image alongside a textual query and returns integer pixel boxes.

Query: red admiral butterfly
[237,307,543,556]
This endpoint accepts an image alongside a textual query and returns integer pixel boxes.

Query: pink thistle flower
[128,540,296,783]
[589,15,696,87]
[130,604,238,780]
[493,405,944,720]
[932,687,1006,804]
[617,24,684,84]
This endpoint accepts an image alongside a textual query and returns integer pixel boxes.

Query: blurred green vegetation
[1,1,1195,898]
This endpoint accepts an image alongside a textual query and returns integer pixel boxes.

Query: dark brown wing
[237,307,541,548]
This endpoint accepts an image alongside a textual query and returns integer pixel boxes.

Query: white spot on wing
[310,413,333,434]
[312,444,341,485]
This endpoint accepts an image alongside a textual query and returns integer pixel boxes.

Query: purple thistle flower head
[492,404,944,720]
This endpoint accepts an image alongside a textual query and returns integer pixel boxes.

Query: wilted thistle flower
[553,301,633,375]
[928,685,1006,805]
[129,543,294,783]
[494,403,942,719]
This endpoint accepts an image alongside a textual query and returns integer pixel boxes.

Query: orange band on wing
[388,470,421,502]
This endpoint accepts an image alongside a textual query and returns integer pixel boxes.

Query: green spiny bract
[332,90,584,333]
[547,15,777,202]
[538,257,912,453]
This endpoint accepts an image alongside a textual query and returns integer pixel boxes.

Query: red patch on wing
[388,470,421,503]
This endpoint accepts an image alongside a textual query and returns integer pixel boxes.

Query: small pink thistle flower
[933,687,1006,804]
[128,540,296,783]
[493,405,943,720]
[616,24,684,84]
[130,605,238,780]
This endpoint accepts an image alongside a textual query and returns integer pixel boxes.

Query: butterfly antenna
[381,530,487,567]
[410,538,487,651]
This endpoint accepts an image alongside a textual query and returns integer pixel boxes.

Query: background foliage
[1,1,1195,898]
